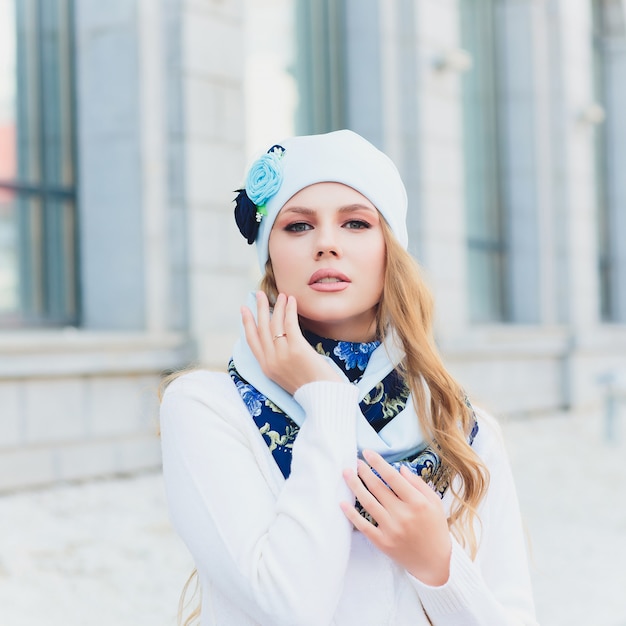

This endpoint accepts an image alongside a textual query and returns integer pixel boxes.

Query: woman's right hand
[241,291,344,395]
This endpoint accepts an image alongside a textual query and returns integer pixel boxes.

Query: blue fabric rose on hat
[245,145,285,206]
[234,144,285,245]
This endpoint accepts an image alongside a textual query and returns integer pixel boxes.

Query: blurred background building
[1,0,625,490]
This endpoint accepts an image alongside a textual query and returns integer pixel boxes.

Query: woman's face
[268,182,386,342]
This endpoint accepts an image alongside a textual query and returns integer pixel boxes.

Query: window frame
[0,0,79,328]
[460,0,509,324]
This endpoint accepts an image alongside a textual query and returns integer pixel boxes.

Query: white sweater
[160,370,538,626]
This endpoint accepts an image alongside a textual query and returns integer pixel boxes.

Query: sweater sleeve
[408,409,538,626]
[159,371,359,626]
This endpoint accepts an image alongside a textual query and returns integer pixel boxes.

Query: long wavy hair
[175,215,489,625]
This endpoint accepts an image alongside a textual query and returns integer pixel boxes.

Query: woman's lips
[308,269,351,292]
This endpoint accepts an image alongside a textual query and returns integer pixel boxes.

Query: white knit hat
[233,129,408,268]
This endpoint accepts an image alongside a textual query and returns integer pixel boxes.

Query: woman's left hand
[340,450,452,587]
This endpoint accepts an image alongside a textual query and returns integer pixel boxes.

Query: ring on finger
[272,333,287,341]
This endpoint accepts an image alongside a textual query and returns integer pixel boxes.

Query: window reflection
[244,0,299,156]
[0,0,77,327]
[460,0,508,323]
[0,190,18,314]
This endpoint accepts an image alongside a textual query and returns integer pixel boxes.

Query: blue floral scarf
[229,329,478,501]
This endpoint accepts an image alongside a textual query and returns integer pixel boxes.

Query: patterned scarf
[229,330,478,503]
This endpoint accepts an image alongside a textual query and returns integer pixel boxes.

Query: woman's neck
[298,317,379,343]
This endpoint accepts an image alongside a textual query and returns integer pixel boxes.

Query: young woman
[160,130,537,625]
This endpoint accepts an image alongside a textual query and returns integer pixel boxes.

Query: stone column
[548,0,600,330]
[412,0,469,339]
[548,0,603,408]
[177,0,253,367]
[76,0,146,330]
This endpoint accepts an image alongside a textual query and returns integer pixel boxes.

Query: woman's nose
[314,226,341,258]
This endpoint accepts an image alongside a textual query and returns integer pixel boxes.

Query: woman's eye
[285,222,312,232]
[344,220,370,230]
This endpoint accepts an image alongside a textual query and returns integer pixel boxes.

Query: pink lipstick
[308,269,351,292]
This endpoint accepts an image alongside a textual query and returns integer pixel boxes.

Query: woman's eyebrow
[280,204,377,216]
[337,204,377,215]
[279,206,316,216]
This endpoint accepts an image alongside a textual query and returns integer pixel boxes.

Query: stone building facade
[1,0,625,489]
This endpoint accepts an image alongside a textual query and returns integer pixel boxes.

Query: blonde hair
[178,570,201,626]
[263,217,489,555]
[376,219,488,554]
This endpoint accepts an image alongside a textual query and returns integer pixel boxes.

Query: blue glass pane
[40,0,74,187]
[0,0,18,182]
[0,189,19,314]
[14,0,41,185]
[45,197,77,320]
[17,194,44,320]
[592,0,614,321]
[461,0,506,322]
[468,246,505,324]
[0,193,77,326]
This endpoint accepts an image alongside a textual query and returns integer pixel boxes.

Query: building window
[294,0,346,134]
[0,0,78,328]
[460,0,508,323]
[592,0,620,322]
[244,0,299,154]
[244,0,345,156]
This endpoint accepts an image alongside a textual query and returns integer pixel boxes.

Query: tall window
[244,0,299,155]
[0,0,77,328]
[460,0,508,323]
[592,0,616,322]
[244,0,345,156]
[294,0,346,134]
